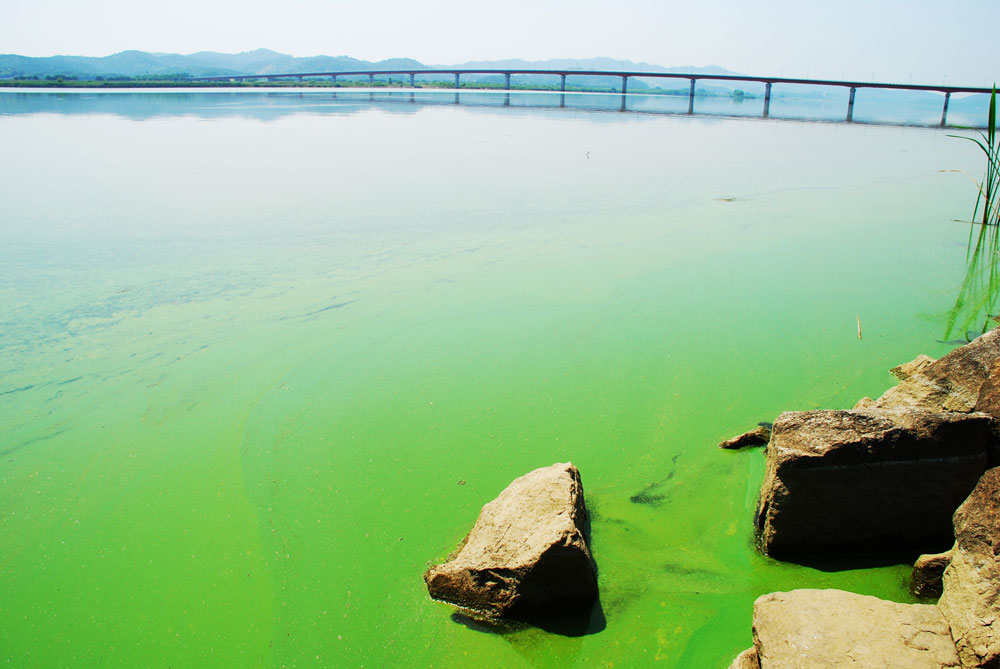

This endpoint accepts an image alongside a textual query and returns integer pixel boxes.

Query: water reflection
[0,88,990,128]
[944,222,1000,341]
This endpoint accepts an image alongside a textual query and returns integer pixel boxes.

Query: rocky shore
[729,327,1000,668]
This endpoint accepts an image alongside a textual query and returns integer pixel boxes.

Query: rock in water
[424,462,598,618]
[728,647,760,669]
[911,549,954,599]
[938,467,1000,668]
[719,425,772,450]
[874,328,1000,412]
[755,408,991,555]
[750,590,960,668]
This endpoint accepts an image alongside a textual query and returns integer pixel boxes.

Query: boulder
[755,408,992,556]
[750,590,960,668]
[873,328,1000,412]
[911,549,954,599]
[719,425,772,450]
[424,462,598,618]
[938,467,1000,668]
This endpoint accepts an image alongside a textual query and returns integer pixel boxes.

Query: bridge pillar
[688,79,696,114]
[505,72,511,90]
[560,93,566,108]
[621,76,628,95]
[763,82,772,117]
[454,73,460,89]
[941,91,952,126]
[297,75,303,82]
[368,73,374,86]
[409,73,415,88]
[561,74,566,92]
[847,87,856,121]
[331,74,337,85]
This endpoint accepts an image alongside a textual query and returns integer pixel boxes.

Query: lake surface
[0,88,992,667]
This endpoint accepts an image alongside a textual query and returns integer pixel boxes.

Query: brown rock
[755,408,991,556]
[729,646,760,669]
[752,589,960,668]
[911,549,954,599]
[892,354,938,381]
[854,396,876,410]
[938,467,1000,668]
[719,425,772,450]
[874,328,1000,412]
[975,361,1000,419]
[424,462,597,618]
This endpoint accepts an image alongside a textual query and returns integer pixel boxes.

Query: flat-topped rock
[424,462,598,618]
[939,467,1000,668]
[755,407,991,555]
[751,589,960,668]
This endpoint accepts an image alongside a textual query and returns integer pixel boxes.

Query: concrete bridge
[193,69,994,126]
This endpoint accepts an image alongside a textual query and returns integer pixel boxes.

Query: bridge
[193,69,995,126]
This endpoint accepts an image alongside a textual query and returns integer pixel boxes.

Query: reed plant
[951,86,998,226]
[944,87,1000,341]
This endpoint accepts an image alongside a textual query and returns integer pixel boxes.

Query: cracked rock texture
[751,589,959,668]
[424,462,597,617]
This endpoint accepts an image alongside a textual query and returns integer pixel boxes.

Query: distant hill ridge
[0,49,737,79]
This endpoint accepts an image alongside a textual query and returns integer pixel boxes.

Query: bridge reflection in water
[297,88,988,130]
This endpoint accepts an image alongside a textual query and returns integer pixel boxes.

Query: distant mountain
[0,50,735,81]
[0,49,428,79]
[448,57,736,76]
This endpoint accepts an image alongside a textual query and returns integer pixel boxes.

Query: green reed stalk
[944,88,1000,340]
[951,86,998,226]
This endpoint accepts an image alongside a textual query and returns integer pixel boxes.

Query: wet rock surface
[424,462,598,619]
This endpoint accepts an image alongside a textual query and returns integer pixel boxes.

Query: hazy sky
[4,0,997,86]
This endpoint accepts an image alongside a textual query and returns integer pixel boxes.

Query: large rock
[424,462,598,618]
[750,589,960,668]
[938,467,1000,668]
[874,328,1000,412]
[755,408,992,556]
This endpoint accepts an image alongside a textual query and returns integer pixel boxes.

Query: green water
[0,90,988,667]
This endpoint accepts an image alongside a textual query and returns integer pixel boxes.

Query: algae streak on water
[0,90,985,667]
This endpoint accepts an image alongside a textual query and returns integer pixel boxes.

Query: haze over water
[0,89,989,666]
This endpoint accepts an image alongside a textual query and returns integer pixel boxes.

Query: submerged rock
[719,425,771,450]
[424,462,598,618]
[938,467,1000,668]
[911,549,954,599]
[755,408,991,556]
[749,589,960,668]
